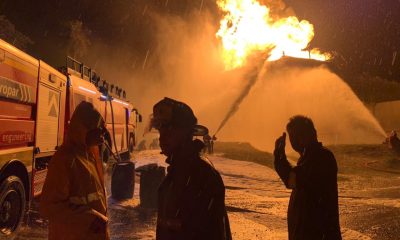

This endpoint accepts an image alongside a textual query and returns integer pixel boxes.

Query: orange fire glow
[216,0,331,70]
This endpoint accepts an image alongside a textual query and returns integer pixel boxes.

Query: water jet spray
[214,55,269,136]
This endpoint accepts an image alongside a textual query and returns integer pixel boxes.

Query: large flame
[216,0,331,69]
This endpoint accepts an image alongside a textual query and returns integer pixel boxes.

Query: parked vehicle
[0,39,140,235]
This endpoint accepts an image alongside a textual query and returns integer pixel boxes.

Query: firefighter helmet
[151,97,208,136]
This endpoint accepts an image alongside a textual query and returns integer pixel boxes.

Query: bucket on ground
[111,161,135,200]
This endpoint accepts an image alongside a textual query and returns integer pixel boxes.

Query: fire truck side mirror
[132,109,142,123]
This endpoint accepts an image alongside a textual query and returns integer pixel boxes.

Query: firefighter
[274,115,342,240]
[388,130,400,153]
[40,101,109,240]
[151,97,231,240]
[203,134,212,154]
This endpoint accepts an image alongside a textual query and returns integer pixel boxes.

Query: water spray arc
[214,57,268,136]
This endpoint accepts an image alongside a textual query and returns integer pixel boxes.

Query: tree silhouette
[0,15,33,50]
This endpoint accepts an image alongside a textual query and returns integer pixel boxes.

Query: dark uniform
[156,140,231,240]
[275,142,341,240]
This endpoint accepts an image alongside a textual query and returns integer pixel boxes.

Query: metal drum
[111,161,135,200]
[139,165,165,208]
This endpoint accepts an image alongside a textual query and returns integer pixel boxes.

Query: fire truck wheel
[0,175,26,236]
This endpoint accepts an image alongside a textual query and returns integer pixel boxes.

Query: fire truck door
[35,83,61,153]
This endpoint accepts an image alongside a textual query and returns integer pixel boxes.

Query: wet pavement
[6,150,400,240]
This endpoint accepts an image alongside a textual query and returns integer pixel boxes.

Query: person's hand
[89,215,107,233]
[274,132,286,158]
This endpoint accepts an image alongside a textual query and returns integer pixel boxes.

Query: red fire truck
[0,39,139,235]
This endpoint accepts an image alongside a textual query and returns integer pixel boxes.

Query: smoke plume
[75,4,386,152]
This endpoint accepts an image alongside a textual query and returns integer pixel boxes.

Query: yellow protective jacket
[40,102,109,240]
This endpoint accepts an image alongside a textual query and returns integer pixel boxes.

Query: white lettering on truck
[0,84,19,98]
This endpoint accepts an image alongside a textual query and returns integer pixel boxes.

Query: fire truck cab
[0,39,139,236]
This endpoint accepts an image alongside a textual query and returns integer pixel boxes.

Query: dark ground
[5,143,400,240]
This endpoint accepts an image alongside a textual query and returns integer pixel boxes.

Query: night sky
[1,0,400,85]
